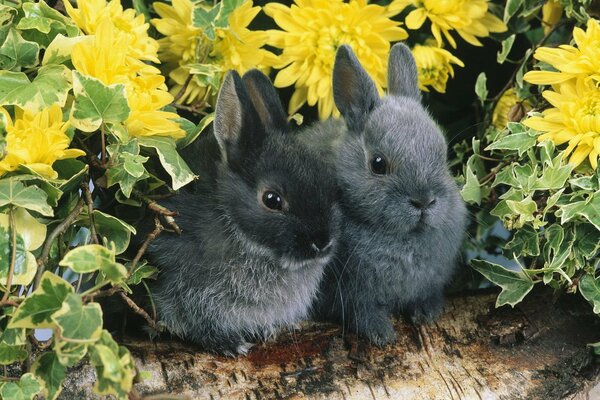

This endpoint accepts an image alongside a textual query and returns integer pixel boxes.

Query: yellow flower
[411,43,463,93]
[391,0,506,48]
[542,0,563,34]
[0,105,85,178]
[524,19,600,86]
[264,0,408,119]
[126,74,185,138]
[65,0,159,63]
[151,0,277,104]
[523,79,600,169]
[492,88,531,129]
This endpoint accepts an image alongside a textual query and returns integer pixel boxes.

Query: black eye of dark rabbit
[262,191,283,210]
[370,155,387,175]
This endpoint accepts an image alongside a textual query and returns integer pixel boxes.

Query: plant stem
[1,208,17,303]
[130,217,163,272]
[117,291,164,333]
[82,181,100,244]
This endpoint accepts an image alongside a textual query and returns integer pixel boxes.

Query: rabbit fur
[144,70,340,355]
[307,44,467,346]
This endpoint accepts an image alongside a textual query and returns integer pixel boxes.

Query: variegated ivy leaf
[138,136,196,190]
[51,294,103,344]
[471,260,534,307]
[0,28,40,70]
[31,352,66,400]
[0,373,41,400]
[59,244,127,283]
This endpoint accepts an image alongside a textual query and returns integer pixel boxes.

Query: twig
[143,198,181,235]
[100,124,107,165]
[1,209,17,303]
[171,74,193,104]
[118,292,165,333]
[142,280,157,321]
[82,181,100,244]
[85,286,121,300]
[130,217,164,272]
[34,199,85,290]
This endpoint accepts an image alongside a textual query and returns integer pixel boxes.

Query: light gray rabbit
[144,70,340,355]
[309,44,467,346]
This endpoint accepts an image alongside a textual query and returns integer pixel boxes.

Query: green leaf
[32,352,66,400]
[560,192,600,231]
[127,262,158,285]
[497,34,515,64]
[0,178,53,216]
[460,163,482,205]
[176,113,214,149]
[0,226,36,286]
[504,224,540,257]
[122,152,148,178]
[42,34,88,65]
[17,0,79,47]
[569,175,599,191]
[138,136,196,190]
[92,210,136,255]
[70,71,130,132]
[89,330,135,398]
[192,4,220,40]
[471,260,534,307]
[52,294,103,344]
[54,340,88,367]
[544,224,564,254]
[575,223,600,258]
[504,0,524,22]
[0,28,39,70]
[506,196,537,229]
[9,271,73,329]
[0,343,27,365]
[579,274,600,314]
[0,373,41,400]
[59,244,127,284]
[474,72,487,105]
[0,64,70,112]
[485,132,537,156]
[533,156,573,190]
[0,207,46,250]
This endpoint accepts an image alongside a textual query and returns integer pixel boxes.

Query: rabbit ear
[214,70,265,165]
[242,69,288,133]
[387,43,421,101]
[333,45,380,133]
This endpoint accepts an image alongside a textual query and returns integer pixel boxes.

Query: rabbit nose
[410,197,436,210]
[311,235,332,253]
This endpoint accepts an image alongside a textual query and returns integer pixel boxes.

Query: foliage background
[0,0,598,399]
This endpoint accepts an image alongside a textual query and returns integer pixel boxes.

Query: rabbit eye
[262,191,283,211]
[370,155,387,175]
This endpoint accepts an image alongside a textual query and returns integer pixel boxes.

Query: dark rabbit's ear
[333,45,380,133]
[214,70,264,165]
[387,43,421,101]
[242,69,288,133]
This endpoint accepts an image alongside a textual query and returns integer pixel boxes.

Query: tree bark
[62,288,600,399]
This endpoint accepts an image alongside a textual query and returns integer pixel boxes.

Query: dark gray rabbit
[144,69,339,355]
[309,44,467,346]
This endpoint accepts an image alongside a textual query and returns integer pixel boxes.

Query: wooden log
[61,289,600,399]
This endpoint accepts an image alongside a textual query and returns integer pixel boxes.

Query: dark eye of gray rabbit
[370,155,388,175]
[261,190,283,211]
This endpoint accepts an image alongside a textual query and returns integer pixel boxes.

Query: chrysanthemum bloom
[71,18,184,138]
[411,44,463,93]
[0,105,85,178]
[524,18,600,86]
[492,88,531,129]
[523,79,600,169]
[65,0,159,64]
[151,0,277,104]
[265,0,408,119]
[389,0,506,48]
[542,0,563,34]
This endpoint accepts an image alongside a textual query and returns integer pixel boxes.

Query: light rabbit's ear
[213,70,266,166]
[333,45,380,133]
[387,43,421,101]
[242,69,288,134]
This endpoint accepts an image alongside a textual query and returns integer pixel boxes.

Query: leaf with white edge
[504,224,540,257]
[560,192,600,231]
[42,34,89,65]
[461,163,481,205]
[579,274,600,314]
[575,223,600,258]
[0,179,53,216]
[138,136,195,190]
[192,4,221,40]
[497,34,515,64]
[127,262,158,285]
[475,72,487,105]
[0,28,39,70]
[90,330,135,398]
[59,244,127,284]
[9,271,73,329]
[471,260,534,307]
[122,152,148,178]
[0,64,70,112]
[17,0,79,46]
[176,112,214,149]
[504,0,524,21]
[32,352,66,400]
[92,210,136,255]
[533,158,573,190]
[52,294,103,344]
[0,208,46,250]
[0,373,41,400]
[485,132,537,156]
[54,340,88,367]
[506,196,537,229]
[70,71,130,132]
[0,343,27,365]
[0,226,37,286]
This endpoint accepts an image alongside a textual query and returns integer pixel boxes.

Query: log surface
[62,289,600,399]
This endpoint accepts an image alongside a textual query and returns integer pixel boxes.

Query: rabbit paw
[357,313,397,347]
[407,298,444,325]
